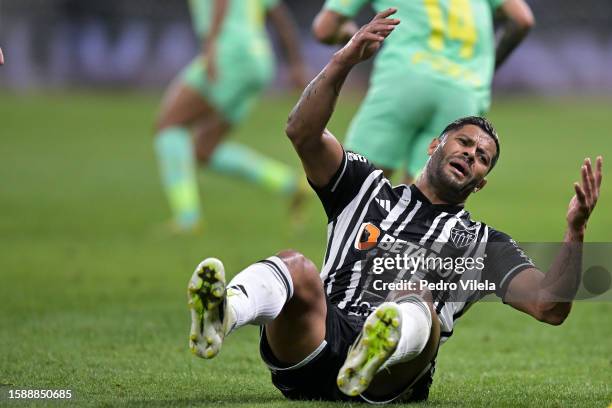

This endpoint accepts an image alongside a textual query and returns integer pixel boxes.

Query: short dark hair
[439,116,500,170]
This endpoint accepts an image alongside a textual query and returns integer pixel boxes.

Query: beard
[425,146,482,204]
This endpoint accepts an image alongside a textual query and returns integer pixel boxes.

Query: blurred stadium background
[2,0,612,92]
[1,1,610,406]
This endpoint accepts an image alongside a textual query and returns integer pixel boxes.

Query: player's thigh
[264,250,327,365]
[406,132,436,177]
[345,82,424,171]
[211,49,273,125]
[192,115,232,163]
[156,59,219,131]
[406,85,480,176]
[346,70,437,172]
[432,85,481,130]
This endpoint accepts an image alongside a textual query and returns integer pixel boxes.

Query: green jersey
[188,0,279,56]
[324,0,504,101]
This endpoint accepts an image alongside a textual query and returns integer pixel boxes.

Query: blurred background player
[312,0,534,182]
[154,0,308,232]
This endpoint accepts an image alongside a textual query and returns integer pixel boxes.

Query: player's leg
[154,60,218,231]
[191,105,306,221]
[188,250,326,363]
[337,287,440,401]
[263,250,327,364]
[191,111,231,164]
[194,57,302,197]
[405,83,481,183]
[403,133,434,185]
[344,71,428,180]
[363,289,440,402]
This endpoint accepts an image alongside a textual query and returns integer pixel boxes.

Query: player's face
[426,124,497,202]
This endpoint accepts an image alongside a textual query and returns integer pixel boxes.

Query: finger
[373,7,397,20]
[584,157,595,188]
[581,165,593,204]
[371,25,398,36]
[574,182,587,205]
[361,32,385,43]
[373,18,400,26]
[595,156,603,190]
[368,27,396,38]
[364,22,398,34]
[585,157,596,197]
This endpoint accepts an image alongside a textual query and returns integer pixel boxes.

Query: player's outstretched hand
[334,8,399,67]
[567,156,603,232]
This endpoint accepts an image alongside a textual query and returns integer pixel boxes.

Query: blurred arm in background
[204,0,229,82]
[267,3,308,88]
[495,0,535,70]
[0,48,4,65]
[312,9,359,45]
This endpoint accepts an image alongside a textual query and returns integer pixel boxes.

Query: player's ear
[427,138,440,155]
[473,179,487,193]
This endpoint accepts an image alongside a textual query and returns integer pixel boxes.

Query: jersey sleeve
[483,228,536,299]
[309,150,380,220]
[323,0,369,18]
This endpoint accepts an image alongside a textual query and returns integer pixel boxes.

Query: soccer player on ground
[187,10,603,403]
[312,0,534,182]
[154,0,307,232]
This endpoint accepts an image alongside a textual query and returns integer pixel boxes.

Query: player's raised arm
[267,3,308,88]
[494,0,535,70]
[505,157,603,325]
[286,8,399,187]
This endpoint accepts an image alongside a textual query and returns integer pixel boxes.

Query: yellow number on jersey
[424,0,446,52]
[424,0,477,59]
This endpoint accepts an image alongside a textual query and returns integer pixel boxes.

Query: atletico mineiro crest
[449,225,478,248]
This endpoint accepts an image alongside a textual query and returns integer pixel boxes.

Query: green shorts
[344,68,486,176]
[179,44,274,124]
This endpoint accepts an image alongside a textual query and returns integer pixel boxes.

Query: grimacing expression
[427,124,498,200]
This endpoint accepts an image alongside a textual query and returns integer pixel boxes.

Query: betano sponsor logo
[355,222,485,276]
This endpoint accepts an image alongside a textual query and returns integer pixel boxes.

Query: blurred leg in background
[154,58,300,233]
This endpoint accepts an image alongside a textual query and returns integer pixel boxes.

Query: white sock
[380,295,432,370]
[225,256,293,335]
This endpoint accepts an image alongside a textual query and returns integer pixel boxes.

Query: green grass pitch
[0,92,610,407]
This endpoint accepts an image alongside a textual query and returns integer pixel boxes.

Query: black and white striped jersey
[311,151,535,343]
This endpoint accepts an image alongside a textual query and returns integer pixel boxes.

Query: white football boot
[187,258,234,359]
[336,302,402,396]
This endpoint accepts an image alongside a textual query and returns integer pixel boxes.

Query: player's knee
[155,115,172,134]
[388,288,433,304]
[155,108,184,134]
[193,144,211,164]
[276,250,323,305]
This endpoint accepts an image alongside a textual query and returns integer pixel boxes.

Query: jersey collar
[409,184,467,215]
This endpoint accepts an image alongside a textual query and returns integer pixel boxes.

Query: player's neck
[414,174,466,207]
[413,180,448,205]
